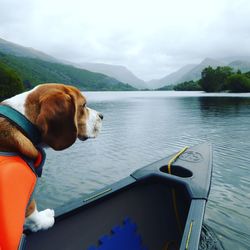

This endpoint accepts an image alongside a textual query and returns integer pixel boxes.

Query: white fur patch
[24,207,55,232]
[3,87,37,115]
[86,107,102,138]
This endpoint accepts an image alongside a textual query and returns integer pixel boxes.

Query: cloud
[1,0,250,80]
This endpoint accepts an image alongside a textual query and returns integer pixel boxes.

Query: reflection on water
[36,91,250,250]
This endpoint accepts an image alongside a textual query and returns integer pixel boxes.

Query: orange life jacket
[0,150,45,250]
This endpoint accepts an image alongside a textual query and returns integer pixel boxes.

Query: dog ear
[37,90,78,150]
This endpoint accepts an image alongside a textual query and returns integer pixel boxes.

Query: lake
[35,91,250,249]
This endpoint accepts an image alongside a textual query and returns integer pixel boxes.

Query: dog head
[4,83,103,150]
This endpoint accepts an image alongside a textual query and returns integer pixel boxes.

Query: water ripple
[35,91,250,249]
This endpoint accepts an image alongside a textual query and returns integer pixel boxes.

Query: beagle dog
[0,84,103,241]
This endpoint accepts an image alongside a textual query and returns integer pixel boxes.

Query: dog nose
[98,113,104,120]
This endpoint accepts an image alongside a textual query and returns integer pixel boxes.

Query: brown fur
[0,118,39,159]
[24,84,87,150]
[25,200,36,217]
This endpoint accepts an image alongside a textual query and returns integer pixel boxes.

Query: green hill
[0,52,136,91]
[0,61,24,100]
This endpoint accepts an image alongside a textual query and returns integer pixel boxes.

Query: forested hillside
[0,62,24,100]
[0,53,136,91]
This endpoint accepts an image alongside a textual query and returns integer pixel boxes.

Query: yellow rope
[162,146,189,250]
[168,146,189,174]
[167,146,189,234]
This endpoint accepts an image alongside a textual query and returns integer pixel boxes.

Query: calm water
[35,91,250,249]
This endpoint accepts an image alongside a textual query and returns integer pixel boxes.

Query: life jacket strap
[0,105,41,145]
[22,147,46,178]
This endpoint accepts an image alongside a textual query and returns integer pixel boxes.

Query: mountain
[79,63,146,89]
[228,60,250,73]
[0,37,136,91]
[0,38,58,63]
[177,58,226,83]
[147,64,196,89]
[220,56,250,64]
[0,52,136,91]
[148,58,226,89]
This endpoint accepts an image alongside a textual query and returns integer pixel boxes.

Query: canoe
[23,142,212,250]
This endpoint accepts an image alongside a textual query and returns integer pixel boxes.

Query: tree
[0,62,24,101]
[227,74,250,92]
[174,80,202,91]
[23,79,33,89]
[199,67,218,92]
[244,71,250,79]
[199,66,233,92]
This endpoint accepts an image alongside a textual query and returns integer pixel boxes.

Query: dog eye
[82,103,86,108]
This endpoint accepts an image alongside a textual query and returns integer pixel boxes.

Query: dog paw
[25,208,55,232]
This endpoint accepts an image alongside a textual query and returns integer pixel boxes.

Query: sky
[1,0,250,81]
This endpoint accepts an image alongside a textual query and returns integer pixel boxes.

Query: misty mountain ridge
[78,62,146,89]
[176,58,226,83]
[0,37,59,63]
[219,56,250,64]
[149,57,250,89]
[228,60,250,73]
[147,64,196,89]
[0,38,136,91]
[1,37,250,90]
[0,37,146,89]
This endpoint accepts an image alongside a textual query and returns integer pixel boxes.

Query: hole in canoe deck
[160,165,193,178]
